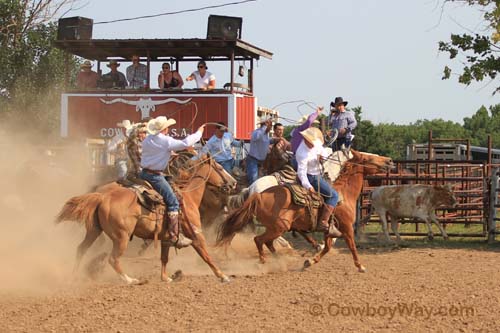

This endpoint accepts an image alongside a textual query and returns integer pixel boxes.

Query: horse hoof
[303,259,313,269]
[315,244,325,252]
[161,275,173,283]
[358,266,367,273]
[127,278,140,285]
[220,275,231,283]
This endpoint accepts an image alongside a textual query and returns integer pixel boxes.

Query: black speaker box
[57,17,93,40]
[207,15,242,40]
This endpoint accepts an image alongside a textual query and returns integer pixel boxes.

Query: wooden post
[146,51,150,90]
[488,167,498,243]
[488,134,492,175]
[230,51,235,92]
[249,59,254,93]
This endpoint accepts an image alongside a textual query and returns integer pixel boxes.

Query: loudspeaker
[57,16,93,40]
[207,15,242,40]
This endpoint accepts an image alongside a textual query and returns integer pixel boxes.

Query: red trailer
[54,38,273,141]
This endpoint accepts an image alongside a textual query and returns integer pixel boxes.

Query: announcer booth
[54,17,273,144]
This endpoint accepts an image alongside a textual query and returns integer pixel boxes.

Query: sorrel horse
[228,145,352,251]
[56,155,237,284]
[217,150,394,272]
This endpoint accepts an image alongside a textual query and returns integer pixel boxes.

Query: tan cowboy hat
[298,115,320,125]
[147,116,176,135]
[80,60,92,69]
[300,127,324,148]
[107,59,120,68]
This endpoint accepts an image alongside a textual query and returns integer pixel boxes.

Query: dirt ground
[1,137,499,332]
[1,236,499,333]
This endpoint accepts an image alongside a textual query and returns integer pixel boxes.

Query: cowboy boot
[166,211,192,249]
[317,204,342,238]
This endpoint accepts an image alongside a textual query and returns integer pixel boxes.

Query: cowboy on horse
[296,126,342,237]
[140,116,206,249]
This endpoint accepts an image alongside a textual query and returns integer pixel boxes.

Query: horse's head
[197,154,238,194]
[350,150,394,175]
[264,139,291,174]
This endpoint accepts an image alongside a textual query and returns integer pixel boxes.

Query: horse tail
[226,187,250,210]
[55,192,103,232]
[216,193,260,247]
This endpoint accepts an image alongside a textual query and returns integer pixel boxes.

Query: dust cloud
[0,126,303,294]
[0,127,100,295]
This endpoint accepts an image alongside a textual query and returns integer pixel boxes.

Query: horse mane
[331,153,362,188]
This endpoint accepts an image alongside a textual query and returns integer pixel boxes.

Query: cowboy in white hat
[101,59,128,88]
[328,96,357,151]
[296,126,342,238]
[289,106,324,170]
[246,115,274,185]
[140,116,206,259]
[76,60,99,89]
[107,119,133,180]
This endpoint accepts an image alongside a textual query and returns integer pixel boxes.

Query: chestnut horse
[217,150,394,272]
[56,155,237,284]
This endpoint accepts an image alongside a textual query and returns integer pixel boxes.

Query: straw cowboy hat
[125,123,147,137]
[147,116,176,135]
[80,60,92,69]
[300,127,324,148]
[298,114,320,125]
[107,59,120,67]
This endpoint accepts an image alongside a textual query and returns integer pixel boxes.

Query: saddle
[284,183,323,230]
[117,177,164,211]
[271,164,298,185]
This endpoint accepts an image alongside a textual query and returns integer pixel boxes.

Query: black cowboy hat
[331,96,348,107]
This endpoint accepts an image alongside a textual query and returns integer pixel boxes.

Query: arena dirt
[1,133,499,332]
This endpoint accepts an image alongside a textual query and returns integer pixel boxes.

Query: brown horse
[263,139,291,174]
[217,150,393,272]
[56,155,237,284]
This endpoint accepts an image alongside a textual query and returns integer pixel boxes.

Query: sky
[64,0,499,126]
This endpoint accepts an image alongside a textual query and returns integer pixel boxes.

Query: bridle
[182,156,234,194]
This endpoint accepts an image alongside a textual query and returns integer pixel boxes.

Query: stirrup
[171,234,192,249]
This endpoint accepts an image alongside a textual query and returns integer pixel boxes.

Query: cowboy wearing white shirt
[140,116,205,256]
[296,127,342,237]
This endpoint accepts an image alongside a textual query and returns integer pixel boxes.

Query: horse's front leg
[303,236,334,268]
[190,232,230,283]
[342,223,365,272]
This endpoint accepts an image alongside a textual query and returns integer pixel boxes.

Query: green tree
[0,0,79,134]
[438,0,500,94]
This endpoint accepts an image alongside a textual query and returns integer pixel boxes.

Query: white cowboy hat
[298,115,320,125]
[256,115,269,125]
[147,116,176,135]
[300,127,324,148]
[117,119,132,128]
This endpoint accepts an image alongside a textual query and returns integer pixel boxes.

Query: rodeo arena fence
[356,132,500,243]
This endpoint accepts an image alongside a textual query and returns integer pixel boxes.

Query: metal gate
[357,160,489,238]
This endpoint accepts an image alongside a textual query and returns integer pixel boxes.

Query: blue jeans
[307,174,338,207]
[218,159,235,174]
[291,157,298,171]
[115,160,128,180]
[139,170,179,212]
[331,137,351,152]
[246,155,262,185]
